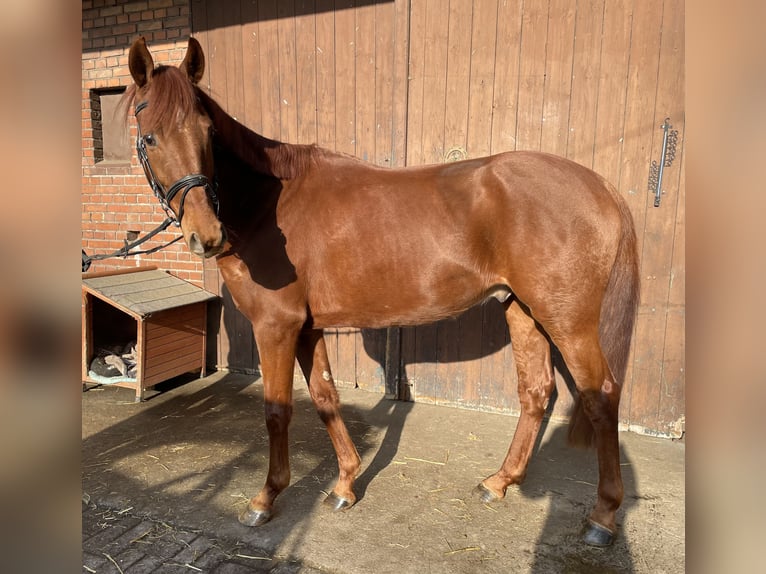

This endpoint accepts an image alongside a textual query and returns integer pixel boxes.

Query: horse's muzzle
[188,227,227,258]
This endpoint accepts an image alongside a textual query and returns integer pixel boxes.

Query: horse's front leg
[296,329,361,510]
[239,323,301,527]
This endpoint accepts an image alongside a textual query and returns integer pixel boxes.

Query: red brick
[137,20,161,32]
[124,2,148,14]
[100,6,123,17]
[149,0,174,9]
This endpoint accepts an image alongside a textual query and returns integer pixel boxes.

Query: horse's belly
[306,265,507,329]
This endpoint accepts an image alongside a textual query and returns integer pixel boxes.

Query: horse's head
[128,36,226,258]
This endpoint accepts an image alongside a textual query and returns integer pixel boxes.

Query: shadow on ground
[83,371,683,573]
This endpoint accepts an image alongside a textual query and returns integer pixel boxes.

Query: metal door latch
[647,118,679,207]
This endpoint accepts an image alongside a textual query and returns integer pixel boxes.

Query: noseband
[135,100,219,225]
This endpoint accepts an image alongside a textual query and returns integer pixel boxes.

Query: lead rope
[81,217,182,272]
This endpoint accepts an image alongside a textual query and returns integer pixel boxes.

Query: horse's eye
[144,134,157,147]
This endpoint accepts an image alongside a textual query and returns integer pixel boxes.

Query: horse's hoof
[582,520,615,547]
[323,491,355,512]
[238,504,272,527]
[474,483,501,503]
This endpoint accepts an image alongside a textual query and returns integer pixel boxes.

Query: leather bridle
[134,100,219,226]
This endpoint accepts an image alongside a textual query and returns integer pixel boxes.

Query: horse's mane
[196,89,320,179]
[121,65,320,179]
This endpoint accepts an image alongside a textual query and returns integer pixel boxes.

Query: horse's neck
[201,92,313,179]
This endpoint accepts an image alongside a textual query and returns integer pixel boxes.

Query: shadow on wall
[358,298,578,418]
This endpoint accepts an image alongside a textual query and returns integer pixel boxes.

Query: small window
[90,87,131,164]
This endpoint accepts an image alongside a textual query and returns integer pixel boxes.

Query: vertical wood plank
[222,2,245,122]
[315,0,337,149]
[413,323,439,403]
[466,0,497,157]
[406,0,427,165]
[277,1,299,144]
[443,0,473,155]
[391,0,410,167]
[334,0,356,155]
[201,255,222,367]
[334,328,357,386]
[399,326,417,400]
[257,0,281,139]
[566,0,604,168]
[356,329,386,393]
[324,328,341,384]
[241,0,264,130]
[435,319,461,405]
[374,0,395,166]
[515,0,549,151]
[355,2,376,162]
[592,0,632,186]
[204,2,228,103]
[459,307,485,406]
[539,0,575,156]
[419,0,450,164]
[295,1,318,145]
[658,145,685,436]
[479,300,514,412]
[490,0,523,154]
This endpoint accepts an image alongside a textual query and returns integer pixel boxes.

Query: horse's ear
[180,37,205,84]
[128,36,154,88]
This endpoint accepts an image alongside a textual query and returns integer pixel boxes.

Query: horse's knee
[265,402,292,433]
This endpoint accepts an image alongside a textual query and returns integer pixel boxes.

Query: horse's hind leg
[554,328,623,546]
[296,329,361,510]
[478,300,555,500]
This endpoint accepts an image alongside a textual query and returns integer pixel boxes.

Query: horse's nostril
[189,232,204,255]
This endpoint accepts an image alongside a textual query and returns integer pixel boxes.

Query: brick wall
[82,0,204,285]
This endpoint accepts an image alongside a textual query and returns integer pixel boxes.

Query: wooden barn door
[192,0,685,436]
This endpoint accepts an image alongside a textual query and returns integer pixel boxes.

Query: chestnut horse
[125,37,639,547]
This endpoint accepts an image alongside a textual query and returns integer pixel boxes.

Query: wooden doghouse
[82,266,218,401]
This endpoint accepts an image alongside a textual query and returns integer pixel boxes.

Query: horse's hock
[81,266,218,401]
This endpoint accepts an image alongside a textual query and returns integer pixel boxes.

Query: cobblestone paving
[82,498,324,574]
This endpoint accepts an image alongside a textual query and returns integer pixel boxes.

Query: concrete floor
[82,371,685,573]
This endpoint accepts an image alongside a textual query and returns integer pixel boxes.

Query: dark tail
[568,190,640,448]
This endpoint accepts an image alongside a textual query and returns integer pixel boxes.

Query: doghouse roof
[82,267,217,318]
